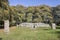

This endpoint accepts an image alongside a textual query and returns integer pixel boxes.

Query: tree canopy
[0,0,60,25]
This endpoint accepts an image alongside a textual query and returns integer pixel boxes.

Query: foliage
[52,5,60,25]
[0,0,60,25]
[0,0,9,20]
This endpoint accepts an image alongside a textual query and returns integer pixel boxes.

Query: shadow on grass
[0,38,2,40]
[43,28,51,30]
[56,27,60,29]
[43,27,51,30]
[56,31,60,40]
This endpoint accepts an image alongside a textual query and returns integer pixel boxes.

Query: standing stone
[4,20,9,34]
[52,23,56,29]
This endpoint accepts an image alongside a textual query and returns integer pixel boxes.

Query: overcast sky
[9,0,60,7]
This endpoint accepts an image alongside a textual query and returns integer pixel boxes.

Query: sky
[9,0,60,7]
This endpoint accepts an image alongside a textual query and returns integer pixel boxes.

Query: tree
[0,0,9,20]
[39,5,53,23]
[52,5,60,25]
[26,6,34,22]
[15,5,26,22]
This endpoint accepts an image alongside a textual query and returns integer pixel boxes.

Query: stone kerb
[19,23,50,28]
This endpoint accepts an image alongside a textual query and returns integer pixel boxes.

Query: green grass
[0,26,60,40]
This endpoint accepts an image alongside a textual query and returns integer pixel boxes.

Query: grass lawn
[0,26,60,40]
